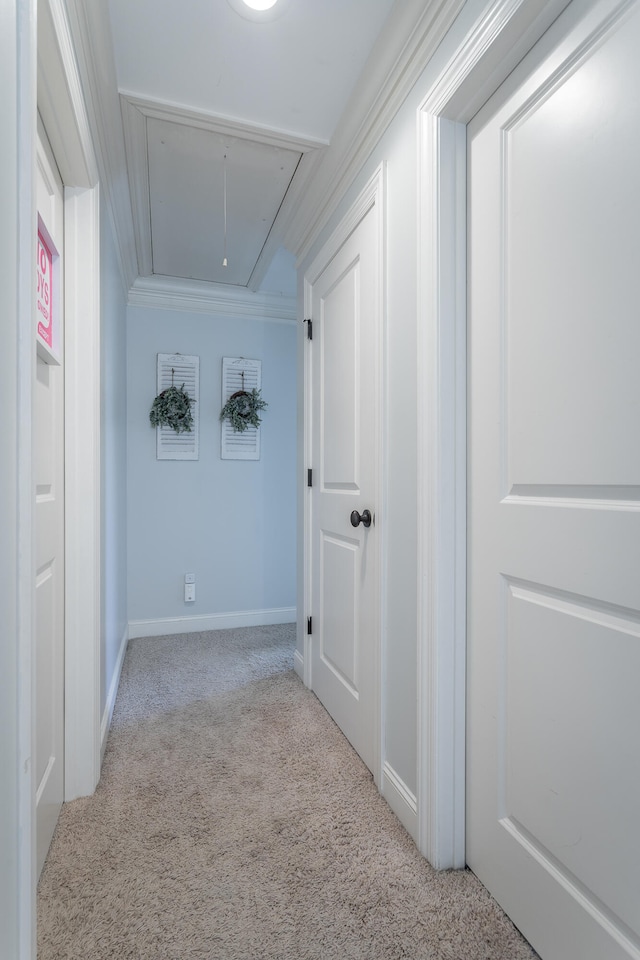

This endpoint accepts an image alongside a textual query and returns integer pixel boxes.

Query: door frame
[415,0,572,869]
[301,164,386,788]
[8,0,102,954]
[40,0,102,796]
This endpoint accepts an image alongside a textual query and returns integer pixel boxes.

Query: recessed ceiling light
[226,0,289,21]
[242,0,278,9]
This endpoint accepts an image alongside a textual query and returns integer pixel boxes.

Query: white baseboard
[382,761,418,840]
[293,648,304,680]
[100,625,129,761]
[127,606,297,640]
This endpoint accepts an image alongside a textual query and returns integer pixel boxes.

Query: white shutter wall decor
[156,353,200,460]
[221,357,262,460]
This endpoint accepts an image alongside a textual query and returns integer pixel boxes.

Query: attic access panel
[147,118,301,286]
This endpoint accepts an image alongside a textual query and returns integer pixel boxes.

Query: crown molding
[120,92,328,152]
[284,0,466,265]
[128,275,297,323]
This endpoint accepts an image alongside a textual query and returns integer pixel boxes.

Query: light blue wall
[100,199,128,716]
[126,306,297,629]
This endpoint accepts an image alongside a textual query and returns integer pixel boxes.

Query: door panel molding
[416,0,572,870]
[466,4,640,952]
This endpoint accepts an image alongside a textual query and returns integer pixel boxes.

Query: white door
[35,119,65,877]
[466,1,640,958]
[309,194,380,775]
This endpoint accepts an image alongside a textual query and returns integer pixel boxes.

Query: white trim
[128,607,297,640]
[303,167,383,286]
[119,95,152,278]
[376,163,389,793]
[415,0,573,870]
[247,149,325,293]
[61,0,137,291]
[128,274,296,322]
[416,111,467,870]
[36,0,104,809]
[15,3,38,957]
[120,93,325,285]
[382,763,418,839]
[293,649,305,680]
[121,92,328,152]
[63,183,102,801]
[286,0,466,264]
[37,0,96,188]
[302,164,385,788]
[120,90,329,153]
[298,283,312,688]
[100,627,128,760]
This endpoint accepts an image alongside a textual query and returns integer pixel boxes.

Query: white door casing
[304,166,383,781]
[416,0,572,870]
[466,2,640,958]
[35,120,65,878]
[38,0,102,806]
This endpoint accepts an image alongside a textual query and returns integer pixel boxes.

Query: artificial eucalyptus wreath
[220,388,268,433]
[149,383,195,434]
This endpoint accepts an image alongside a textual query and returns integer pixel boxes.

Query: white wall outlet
[184,573,195,584]
[184,583,195,602]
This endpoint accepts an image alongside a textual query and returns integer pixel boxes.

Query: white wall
[297,0,492,816]
[127,306,296,635]
[100,196,128,725]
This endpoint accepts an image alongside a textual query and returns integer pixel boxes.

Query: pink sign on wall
[37,227,54,350]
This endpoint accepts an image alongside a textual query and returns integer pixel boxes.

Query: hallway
[38,626,536,960]
[3,1,639,956]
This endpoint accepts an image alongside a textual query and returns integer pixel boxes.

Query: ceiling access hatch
[121,95,324,290]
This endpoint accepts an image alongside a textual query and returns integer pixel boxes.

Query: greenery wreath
[220,388,268,433]
[149,383,195,434]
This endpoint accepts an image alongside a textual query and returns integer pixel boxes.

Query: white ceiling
[106,0,398,297]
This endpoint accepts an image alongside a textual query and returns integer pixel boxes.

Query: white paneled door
[35,121,65,877]
[466,1,640,958]
[309,189,380,776]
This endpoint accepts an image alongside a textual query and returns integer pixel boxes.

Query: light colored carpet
[38,624,537,959]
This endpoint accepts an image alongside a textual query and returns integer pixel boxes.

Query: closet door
[467,1,640,957]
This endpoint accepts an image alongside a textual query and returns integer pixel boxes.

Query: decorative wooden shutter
[221,357,262,460]
[156,353,200,461]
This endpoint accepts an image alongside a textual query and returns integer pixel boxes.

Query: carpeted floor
[38,624,537,959]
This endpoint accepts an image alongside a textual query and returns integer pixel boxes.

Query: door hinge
[304,318,313,340]
[307,616,313,635]
[307,468,313,487]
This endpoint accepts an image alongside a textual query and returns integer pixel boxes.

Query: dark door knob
[350,509,372,528]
